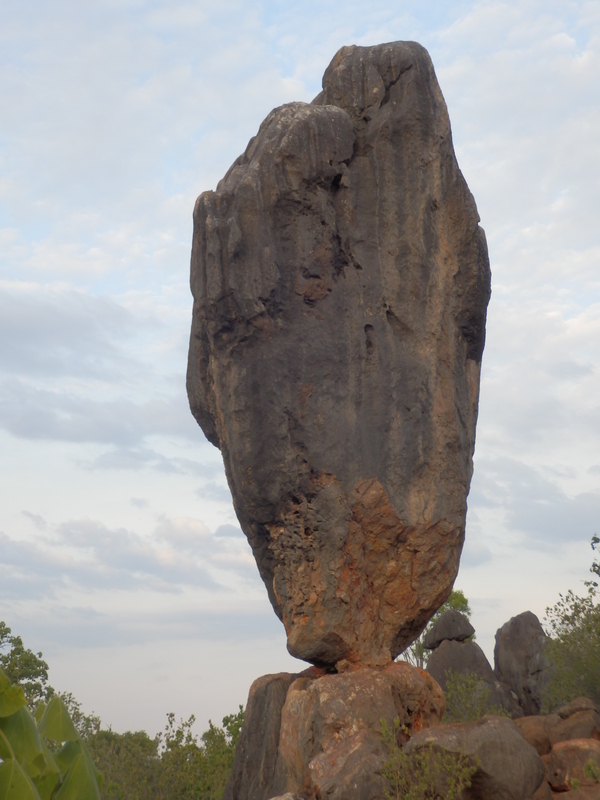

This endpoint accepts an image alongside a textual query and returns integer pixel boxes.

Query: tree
[543,535,600,710]
[399,590,472,669]
[1,620,245,799]
[0,622,52,708]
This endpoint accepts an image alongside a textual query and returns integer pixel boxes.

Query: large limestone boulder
[223,662,445,800]
[494,611,552,715]
[187,40,491,667]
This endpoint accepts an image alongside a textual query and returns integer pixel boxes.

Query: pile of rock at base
[225,610,600,800]
[224,661,445,800]
[515,697,600,799]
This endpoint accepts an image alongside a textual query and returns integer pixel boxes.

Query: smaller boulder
[494,611,552,716]
[423,610,475,650]
[514,715,561,756]
[426,639,522,717]
[515,704,600,756]
[404,715,545,800]
[551,709,600,745]
[557,697,600,719]
[545,738,600,792]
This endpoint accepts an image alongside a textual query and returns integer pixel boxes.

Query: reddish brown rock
[531,779,553,800]
[223,661,444,800]
[556,788,600,800]
[187,41,491,667]
[545,739,600,791]
[515,714,561,756]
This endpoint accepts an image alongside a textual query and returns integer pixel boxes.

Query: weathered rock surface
[223,662,444,800]
[544,738,600,791]
[495,611,552,715]
[405,715,545,800]
[515,703,600,756]
[423,608,475,650]
[557,698,600,719]
[187,41,491,666]
[426,638,522,716]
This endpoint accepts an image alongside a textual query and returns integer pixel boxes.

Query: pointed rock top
[423,609,475,650]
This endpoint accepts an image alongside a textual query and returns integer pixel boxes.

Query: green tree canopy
[543,535,600,709]
[0,623,51,708]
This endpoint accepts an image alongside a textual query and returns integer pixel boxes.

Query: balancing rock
[187,40,491,666]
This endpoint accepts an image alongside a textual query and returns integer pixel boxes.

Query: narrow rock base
[223,661,445,800]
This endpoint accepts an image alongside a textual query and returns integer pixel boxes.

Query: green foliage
[585,759,600,782]
[85,707,244,800]
[443,671,509,723]
[0,667,103,800]
[400,590,473,669]
[0,621,244,799]
[543,536,600,710]
[0,623,51,709]
[380,717,478,800]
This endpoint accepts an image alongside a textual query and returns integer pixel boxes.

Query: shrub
[543,536,600,710]
[443,671,508,723]
[380,718,478,800]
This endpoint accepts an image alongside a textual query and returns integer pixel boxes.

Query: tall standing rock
[187,41,491,667]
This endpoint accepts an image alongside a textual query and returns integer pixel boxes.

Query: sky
[1,0,599,736]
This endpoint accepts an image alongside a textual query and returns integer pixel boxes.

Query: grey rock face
[494,611,552,716]
[423,609,475,650]
[426,639,522,717]
[187,40,491,667]
[404,716,545,800]
[223,672,299,800]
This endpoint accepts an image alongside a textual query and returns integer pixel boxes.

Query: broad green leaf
[33,704,46,725]
[38,739,60,779]
[53,741,79,775]
[31,772,59,800]
[0,731,14,762]
[54,740,103,794]
[0,756,41,800]
[37,698,78,743]
[0,706,45,778]
[53,742,102,800]
[0,671,26,719]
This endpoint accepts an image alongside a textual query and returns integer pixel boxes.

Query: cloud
[196,482,233,504]
[84,446,219,475]
[21,510,46,529]
[469,457,600,547]
[214,524,244,538]
[0,379,200,445]
[130,497,149,508]
[0,284,138,379]
[0,514,258,603]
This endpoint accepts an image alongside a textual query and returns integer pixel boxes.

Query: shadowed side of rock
[187,39,491,668]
